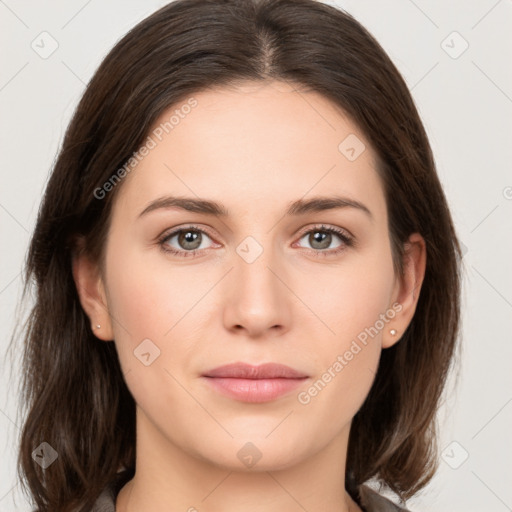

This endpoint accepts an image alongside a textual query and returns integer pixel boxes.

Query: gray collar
[90,481,411,512]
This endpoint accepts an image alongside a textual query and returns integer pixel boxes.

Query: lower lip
[202,377,307,403]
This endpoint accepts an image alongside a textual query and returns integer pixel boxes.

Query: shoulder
[357,484,413,512]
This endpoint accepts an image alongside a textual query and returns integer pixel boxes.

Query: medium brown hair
[8,0,463,510]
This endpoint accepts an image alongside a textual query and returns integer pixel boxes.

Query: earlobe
[71,245,114,341]
[383,233,427,349]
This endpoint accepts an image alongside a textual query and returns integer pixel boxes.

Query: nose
[222,238,292,338]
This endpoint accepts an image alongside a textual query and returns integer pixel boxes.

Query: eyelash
[157,223,354,259]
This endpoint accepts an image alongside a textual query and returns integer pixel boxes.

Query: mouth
[201,362,309,403]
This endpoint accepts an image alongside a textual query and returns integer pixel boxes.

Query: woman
[12,0,462,510]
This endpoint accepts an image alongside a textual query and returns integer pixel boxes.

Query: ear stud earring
[95,324,101,329]
[389,329,397,336]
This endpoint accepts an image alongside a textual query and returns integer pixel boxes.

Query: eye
[294,224,354,257]
[158,225,217,257]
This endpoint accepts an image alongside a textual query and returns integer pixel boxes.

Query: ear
[383,232,427,349]
[71,240,114,341]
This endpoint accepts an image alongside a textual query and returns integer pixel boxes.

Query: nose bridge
[224,229,290,332]
[233,231,282,294]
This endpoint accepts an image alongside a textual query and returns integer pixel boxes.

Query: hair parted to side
[8,0,463,510]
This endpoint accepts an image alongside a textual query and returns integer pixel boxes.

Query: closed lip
[202,362,308,379]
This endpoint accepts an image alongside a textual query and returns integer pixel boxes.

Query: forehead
[112,80,387,223]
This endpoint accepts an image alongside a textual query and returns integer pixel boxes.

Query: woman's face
[79,80,420,474]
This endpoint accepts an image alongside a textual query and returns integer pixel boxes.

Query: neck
[116,408,363,512]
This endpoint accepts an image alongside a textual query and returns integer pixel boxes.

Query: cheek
[296,246,394,414]
[104,249,199,419]
[105,241,205,340]
[296,283,387,440]
[309,245,395,348]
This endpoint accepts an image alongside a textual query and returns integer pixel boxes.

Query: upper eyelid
[162,224,217,243]
[296,224,353,239]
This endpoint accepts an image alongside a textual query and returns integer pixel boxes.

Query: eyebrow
[138,195,373,220]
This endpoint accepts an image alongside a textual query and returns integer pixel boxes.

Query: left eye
[295,227,350,252]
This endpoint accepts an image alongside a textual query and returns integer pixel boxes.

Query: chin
[194,437,308,473]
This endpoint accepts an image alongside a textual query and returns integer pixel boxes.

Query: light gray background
[1,1,511,511]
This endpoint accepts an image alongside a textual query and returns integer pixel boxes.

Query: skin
[73,80,426,512]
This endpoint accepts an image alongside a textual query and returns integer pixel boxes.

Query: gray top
[89,480,411,512]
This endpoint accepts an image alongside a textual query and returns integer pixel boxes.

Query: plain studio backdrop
[1,1,511,511]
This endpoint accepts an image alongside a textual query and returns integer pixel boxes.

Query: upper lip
[202,362,308,379]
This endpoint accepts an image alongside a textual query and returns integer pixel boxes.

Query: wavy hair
[7,0,463,510]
